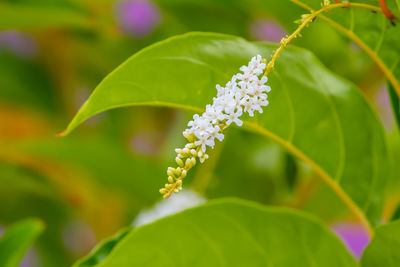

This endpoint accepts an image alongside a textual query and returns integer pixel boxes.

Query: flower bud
[174,167,182,176]
[181,169,187,178]
[185,158,192,169]
[168,176,174,183]
[176,157,184,167]
[159,188,167,194]
[167,167,174,177]
[185,143,195,149]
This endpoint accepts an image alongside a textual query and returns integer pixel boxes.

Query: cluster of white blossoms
[160,55,271,198]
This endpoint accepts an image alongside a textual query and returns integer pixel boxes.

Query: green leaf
[0,2,91,30]
[361,220,400,266]
[73,227,131,267]
[387,80,400,130]
[390,204,400,221]
[293,0,400,98]
[74,199,356,266]
[397,0,400,12]
[60,32,388,228]
[0,218,44,267]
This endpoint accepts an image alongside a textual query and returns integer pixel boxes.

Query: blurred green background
[0,0,399,266]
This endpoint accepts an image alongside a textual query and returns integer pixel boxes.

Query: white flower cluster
[160,55,271,199]
[183,55,270,153]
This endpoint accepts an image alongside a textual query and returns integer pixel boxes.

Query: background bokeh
[0,0,399,266]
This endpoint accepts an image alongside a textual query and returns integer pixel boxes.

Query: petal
[234,119,243,126]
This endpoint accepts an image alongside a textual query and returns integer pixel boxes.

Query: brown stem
[378,0,394,19]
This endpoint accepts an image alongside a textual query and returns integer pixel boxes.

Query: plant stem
[262,1,390,237]
[378,0,394,19]
[264,1,387,76]
[290,0,400,100]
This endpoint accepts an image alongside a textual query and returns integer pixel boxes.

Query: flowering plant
[160,55,271,198]
[1,0,399,266]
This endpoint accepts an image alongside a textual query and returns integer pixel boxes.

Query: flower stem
[263,1,387,76]
[377,0,394,20]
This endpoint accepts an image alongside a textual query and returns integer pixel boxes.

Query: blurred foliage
[361,219,400,266]
[0,218,44,267]
[0,0,399,266]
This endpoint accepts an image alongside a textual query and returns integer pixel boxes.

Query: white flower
[204,105,223,124]
[243,98,257,117]
[187,114,200,131]
[209,126,224,142]
[185,54,270,151]
[214,94,236,114]
[226,109,243,126]
[161,54,271,198]
[255,76,270,92]
[194,134,214,152]
[216,84,226,97]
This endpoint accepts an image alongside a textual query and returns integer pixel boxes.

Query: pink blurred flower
[115,0,161,38]
[62,220,96,256]
[19,247,41,267]
[129,131,158,156]
[0,30,37,59]
[331,222,370,259]
[249,19,286,43]
[374,82,395,131]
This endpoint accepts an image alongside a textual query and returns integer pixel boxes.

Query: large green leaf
[74,199,356,266]
[293,0,400,97]
[59,32,388,228]
[361,220,400,266]
[0,218,44,267]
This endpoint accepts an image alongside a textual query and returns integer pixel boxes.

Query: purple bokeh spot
[115,0,161,38]
[19,247,40,267]
[374,82,395,130]
[129,131,158,156]
[62,219,96,256]
[0,30,37,59]
[249,19,286,43]
[331,222,370,259]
